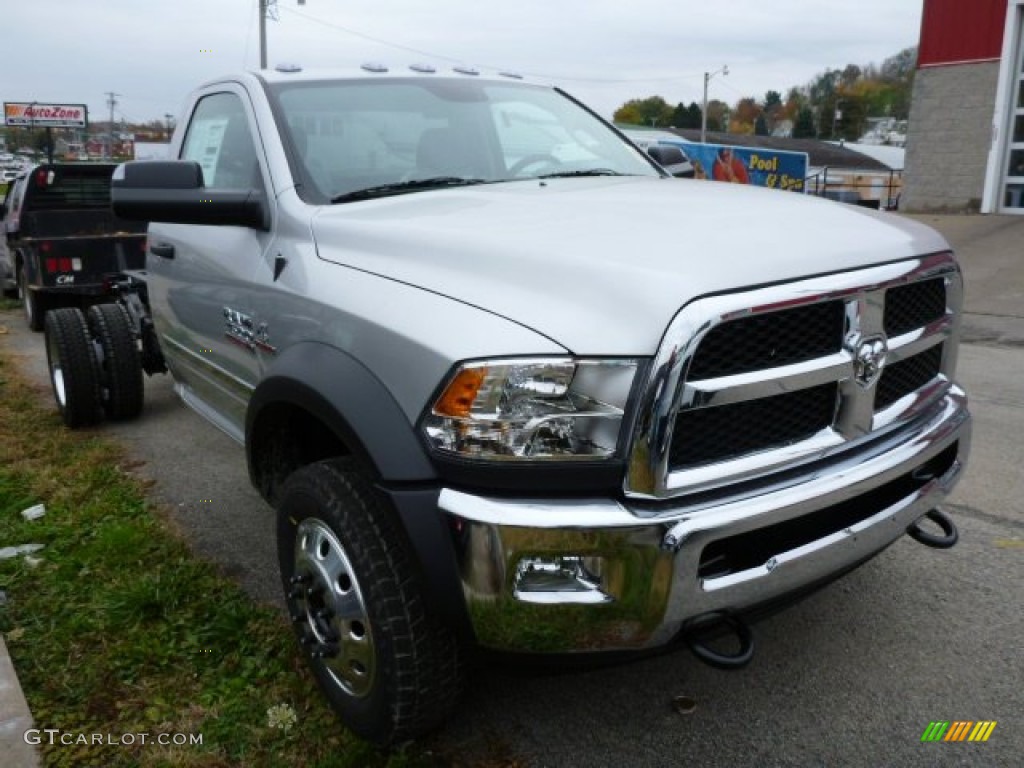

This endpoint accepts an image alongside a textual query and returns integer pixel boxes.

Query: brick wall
[902,62,1001,212]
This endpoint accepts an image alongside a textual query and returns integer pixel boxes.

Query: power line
[277,6,705,85]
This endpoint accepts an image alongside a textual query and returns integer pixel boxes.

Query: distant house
[903,0,1023,213]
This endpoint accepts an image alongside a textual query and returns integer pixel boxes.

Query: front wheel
[277,458,464,745]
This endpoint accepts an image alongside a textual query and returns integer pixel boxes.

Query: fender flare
[245,341,437,486]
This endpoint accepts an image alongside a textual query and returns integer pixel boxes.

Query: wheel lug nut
[316,642,339,658]
[289,574,310,585]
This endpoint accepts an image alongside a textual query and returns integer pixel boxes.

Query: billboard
[4,102,89,128]
[659,140,808,193]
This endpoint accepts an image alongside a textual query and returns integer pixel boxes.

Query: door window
[181,92,262,190]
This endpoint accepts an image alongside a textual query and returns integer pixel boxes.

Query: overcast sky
[1,0,924,127]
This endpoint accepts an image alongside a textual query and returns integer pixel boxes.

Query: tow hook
[683,611,755,670]
[907,508,959,549]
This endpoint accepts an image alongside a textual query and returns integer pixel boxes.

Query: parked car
[0,173,26,296]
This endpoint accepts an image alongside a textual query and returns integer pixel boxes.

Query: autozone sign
[4,102,88,128]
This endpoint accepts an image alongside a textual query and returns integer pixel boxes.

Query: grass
[0,326,487,767]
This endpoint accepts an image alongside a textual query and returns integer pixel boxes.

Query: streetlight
[701,65,728,144]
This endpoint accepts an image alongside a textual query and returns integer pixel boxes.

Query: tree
[671,101,702,129]
[614,103,643,125]
[754,113,769,136]
[793,106,816,138]
[705,99,729,133]
[613,96,674,127]
[730,97,761,134]
[880,47,917,82]
[840,64,863,88]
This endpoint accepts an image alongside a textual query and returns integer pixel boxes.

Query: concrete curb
[0,635,41,767]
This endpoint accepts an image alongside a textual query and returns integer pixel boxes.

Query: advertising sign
[659,140,808,193]
[4,102,89,128]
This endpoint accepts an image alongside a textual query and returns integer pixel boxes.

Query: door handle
[150,242,175,259]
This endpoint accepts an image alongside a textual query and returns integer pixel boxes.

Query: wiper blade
[331,177,488,203]
[536,168,629,179]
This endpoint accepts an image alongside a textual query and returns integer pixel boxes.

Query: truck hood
[311,177,949,355]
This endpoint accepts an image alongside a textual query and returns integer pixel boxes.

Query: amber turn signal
[434,367,487,418]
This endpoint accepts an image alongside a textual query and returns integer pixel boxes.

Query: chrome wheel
[46,323,67,407]
[293,518,375,697]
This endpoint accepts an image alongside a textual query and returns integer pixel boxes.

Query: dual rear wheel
[44,304,144,428]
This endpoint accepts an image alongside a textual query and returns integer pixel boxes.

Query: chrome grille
[688,301,846,379]
[625,254,962,500]
[884,278,946,337]
[875,345,944,411]
[669,383,838,469]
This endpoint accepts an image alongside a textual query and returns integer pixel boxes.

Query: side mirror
[647,145,695,178]
[111,160,269,230]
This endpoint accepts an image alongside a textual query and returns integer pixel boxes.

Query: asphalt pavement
[1,211,1022,767]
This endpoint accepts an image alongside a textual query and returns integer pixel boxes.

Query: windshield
[268,77,660,203]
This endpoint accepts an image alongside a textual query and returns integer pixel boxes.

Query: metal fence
[805,167,904,211]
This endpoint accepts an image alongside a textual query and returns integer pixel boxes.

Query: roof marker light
[275,62,303,73]
[453,65,480,76]
[361,62,388,73]
[410,63,437,74]
[498,71,524,80]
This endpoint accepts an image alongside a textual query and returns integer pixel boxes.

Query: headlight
[422,358,639,460]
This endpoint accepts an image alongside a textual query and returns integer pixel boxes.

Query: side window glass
[181,92,261,190]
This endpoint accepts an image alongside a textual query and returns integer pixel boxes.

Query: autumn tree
[613,96,674,127]
[730,97,762,134]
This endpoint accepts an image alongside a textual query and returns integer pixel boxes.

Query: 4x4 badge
[853,336,887,388]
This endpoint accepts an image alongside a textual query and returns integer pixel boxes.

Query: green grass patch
[0,340,466,767]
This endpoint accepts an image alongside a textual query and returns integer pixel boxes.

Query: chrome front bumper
[439,389,970,653]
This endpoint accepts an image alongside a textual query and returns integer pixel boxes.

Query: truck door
[144,88,275,442]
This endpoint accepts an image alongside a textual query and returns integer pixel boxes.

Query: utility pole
[259,0,269,69]
[105,91,120,159]
[701,65,728,144]
[259,0,305,69]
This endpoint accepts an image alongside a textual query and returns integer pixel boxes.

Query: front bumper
[440,388,970,653]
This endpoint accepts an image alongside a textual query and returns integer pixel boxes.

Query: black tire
[17,260,45,332]
[277,458,464,745]
[44,308,103,428]
[87,303,144,420]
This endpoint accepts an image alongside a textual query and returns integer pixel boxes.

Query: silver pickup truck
[42,66,970,745]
